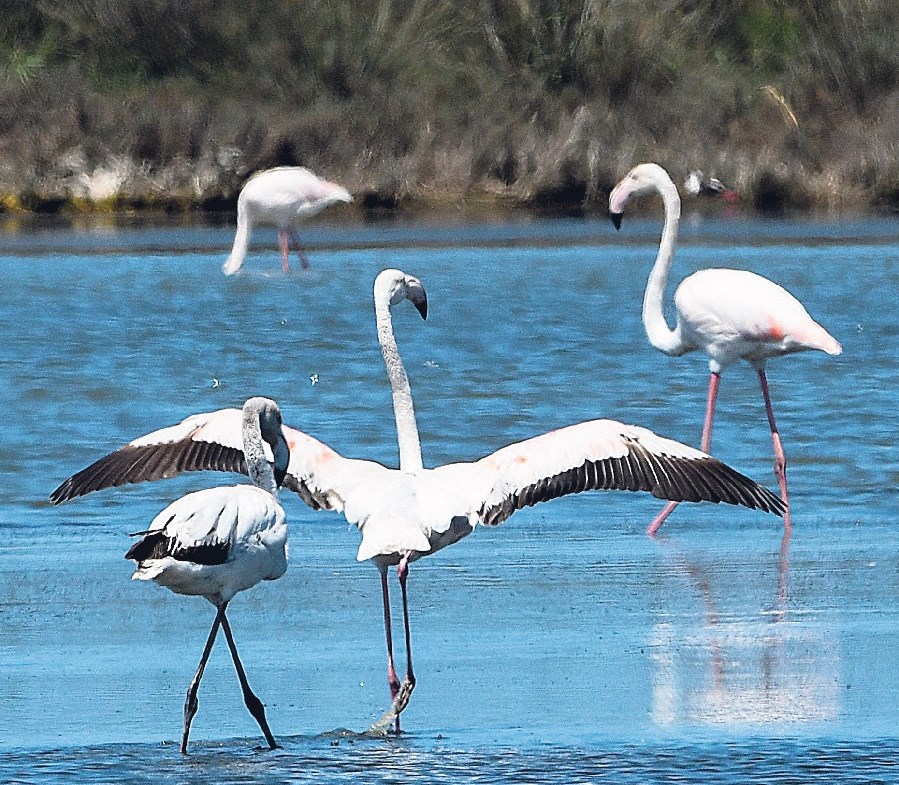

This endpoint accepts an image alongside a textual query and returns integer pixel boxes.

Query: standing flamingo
[608,162,841,536]
[125,396,289,753]
[223,166,352,275]
[51,269,784,731]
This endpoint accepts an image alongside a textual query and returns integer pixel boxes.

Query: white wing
[281,427,396,513]
[138,485,281,551]
[50,407,383,511]
[52,408,247,502]
[459,418,785,527]
[348,419,785,563]
[127,485,288,598]
[53,410,783,566]
[675,269,842,360]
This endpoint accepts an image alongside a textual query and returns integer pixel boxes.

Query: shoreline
[1,182,896,224]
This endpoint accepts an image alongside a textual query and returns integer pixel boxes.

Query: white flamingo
[125,396,289,753]
[223,166,352,275]
[51,269,784,730]
[609,162,842,536]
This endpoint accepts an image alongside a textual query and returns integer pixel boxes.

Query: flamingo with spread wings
[52,269,784,730]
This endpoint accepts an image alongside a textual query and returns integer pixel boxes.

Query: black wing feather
[480,437,785,527]
[50,441,248,503]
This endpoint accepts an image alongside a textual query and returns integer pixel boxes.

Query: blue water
[1,211,898,782]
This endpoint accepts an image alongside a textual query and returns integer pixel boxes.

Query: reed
[2,0,898,213]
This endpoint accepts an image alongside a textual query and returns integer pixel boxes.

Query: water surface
[1,212,897,781]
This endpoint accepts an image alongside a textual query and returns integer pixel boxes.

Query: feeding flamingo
[223,166,352,275]
[52,269,784,731]
[609,162,841,536]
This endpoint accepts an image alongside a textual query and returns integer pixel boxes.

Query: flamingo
[222,166,352,275]
[684,170,739,203]
[608,162,842,536]
[51,269,784,730]
[125,396,289,753]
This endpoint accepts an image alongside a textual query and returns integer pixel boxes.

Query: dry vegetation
[2,0,899,215]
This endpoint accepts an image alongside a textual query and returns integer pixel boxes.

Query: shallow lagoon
[1,211,897,781]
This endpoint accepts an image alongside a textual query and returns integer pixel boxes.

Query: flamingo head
[375,268,428,320]
[608,163,675,229]
[244,396,290,488]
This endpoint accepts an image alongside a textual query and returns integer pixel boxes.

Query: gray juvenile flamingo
[125,397,289,753]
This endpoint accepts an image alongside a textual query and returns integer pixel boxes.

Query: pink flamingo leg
[392,552,416,733]
[647,371,721,536]
[699,371,721,454]
[777,526,791,611]
[287,229,311,269]
[380,569,401,705]
[377,556,417,735]
[757,369,792,533]
[646,502,678,537]
[277,230,291,273]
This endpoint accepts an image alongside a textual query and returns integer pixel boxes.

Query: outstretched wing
[50,407,385,514]
[51,409,247,503]
[466,419,785,527]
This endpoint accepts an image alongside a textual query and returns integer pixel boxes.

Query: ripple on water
[2,736,899,784]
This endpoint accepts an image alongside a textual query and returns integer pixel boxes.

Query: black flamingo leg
[181,604,225,754]
[220,610,278,750]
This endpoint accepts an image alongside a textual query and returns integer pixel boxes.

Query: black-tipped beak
[610,212,623,230]
[273,432,290,489]
[414,293,428,320]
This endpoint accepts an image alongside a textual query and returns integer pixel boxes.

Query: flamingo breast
[351,468,480,565]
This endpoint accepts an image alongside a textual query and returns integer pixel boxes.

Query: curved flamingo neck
[642,175,687,356]
[223,209,251,274]
[375,297,423,473]
[243,404,278,495]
